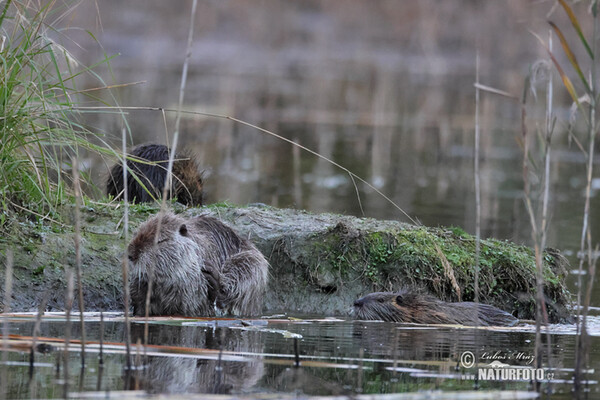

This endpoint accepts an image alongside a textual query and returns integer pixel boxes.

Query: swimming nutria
[128,212,269,317]
[106,143,204,206]
[353,290,518,326]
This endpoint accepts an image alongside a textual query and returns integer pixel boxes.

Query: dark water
[64,0,600,284]
[2,313,600,398]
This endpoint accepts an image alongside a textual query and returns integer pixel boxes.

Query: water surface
[2,313,599,398]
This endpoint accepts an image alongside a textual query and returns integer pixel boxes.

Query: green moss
[0,204,572,321]
[32,265,45,276]
[309,219,571,321]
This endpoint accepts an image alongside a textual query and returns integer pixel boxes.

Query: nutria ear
[179,224,188,236]
[395,294,404,304]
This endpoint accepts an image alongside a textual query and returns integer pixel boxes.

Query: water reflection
[126,324,265,394]
[2,316,599,398]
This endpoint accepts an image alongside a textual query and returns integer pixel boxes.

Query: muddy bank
[0,204,572,322]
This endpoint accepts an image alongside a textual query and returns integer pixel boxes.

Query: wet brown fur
[354,290,518,326]
[107,143,204,206]
[128,212,269,317]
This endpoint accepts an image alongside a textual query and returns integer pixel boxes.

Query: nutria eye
[179,224,188,236]
[377,297,386,303]
[395,295,403,304]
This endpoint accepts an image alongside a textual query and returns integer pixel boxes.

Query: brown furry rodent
[106,143,204,206]
[128,212,269,317]
[353,290,518,326]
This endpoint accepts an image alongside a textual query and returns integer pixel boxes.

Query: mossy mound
[0,203,572,322]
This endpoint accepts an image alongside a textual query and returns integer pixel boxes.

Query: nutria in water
[107,143,204,206]
[128,212,269,317]
[353,290,518,326]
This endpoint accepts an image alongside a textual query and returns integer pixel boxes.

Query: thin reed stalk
[120,127,132,371]
[528,30,555,394]
[159,0,199,211]
[474,52,481,308]
[29,292,49,379]
[72,157,86,367]
[538,31,554,392]
[574,4,598,395]
[63,267,74,398]
[27,294,47,400]
[473,50,481,389]
[143,0,199,357]
[1,250,13,398]
[99,312,104,366]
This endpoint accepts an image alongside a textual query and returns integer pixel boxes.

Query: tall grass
[536,1,597,396]
[475,1,597,395]
[0,0,118,220]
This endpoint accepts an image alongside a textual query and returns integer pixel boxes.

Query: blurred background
[60,1,598,285]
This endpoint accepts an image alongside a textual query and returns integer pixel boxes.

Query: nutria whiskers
[353,290,518,326]
[128,212,269,317]
[107,143,204,206]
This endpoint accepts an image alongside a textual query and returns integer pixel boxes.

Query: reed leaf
[531,30,581,107]
[557,0,594,59]
[549,21,591,93]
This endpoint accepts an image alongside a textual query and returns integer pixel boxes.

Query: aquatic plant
[0,0,119,221]
[542,1,599,394]
[524,0,597,395]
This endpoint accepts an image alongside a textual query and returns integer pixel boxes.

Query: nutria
[128,212,269,317]
[106,143,204,206]
[353,290,518,326]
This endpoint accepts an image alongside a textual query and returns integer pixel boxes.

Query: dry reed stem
[143,0,199,358]
[574,9,598,395]
[536,30,554,383]
[29,292,49,381]
[120,127,132,370]
[63,267,74,398]
[473,50,481,387]
[1,250,13,398]
[99,312,104,366]
[72,157,86,367]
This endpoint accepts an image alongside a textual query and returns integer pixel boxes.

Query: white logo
[460,351,475,368]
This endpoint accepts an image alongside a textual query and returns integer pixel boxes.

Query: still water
[65,0,600,278]
[2,313,600,398]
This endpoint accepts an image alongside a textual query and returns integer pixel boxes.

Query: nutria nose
[354,299,363,307]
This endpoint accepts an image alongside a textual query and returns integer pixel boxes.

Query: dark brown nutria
[128,212,269,317]
[353,290,518,326]
[106,143,204,206]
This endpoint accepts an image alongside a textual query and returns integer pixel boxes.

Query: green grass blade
[557,0,594,59]
[549,21,591,94]
[0,0,12,27]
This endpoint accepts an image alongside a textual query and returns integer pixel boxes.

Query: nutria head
[128,212,211,316]
[353,291,417,322]
[354,290,518,326]
[107,143,204,207]
[172,158,204,206]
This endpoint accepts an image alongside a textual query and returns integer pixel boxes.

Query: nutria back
[128,212,269,317]
[353,290,518,327]
[107,143,204,206]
